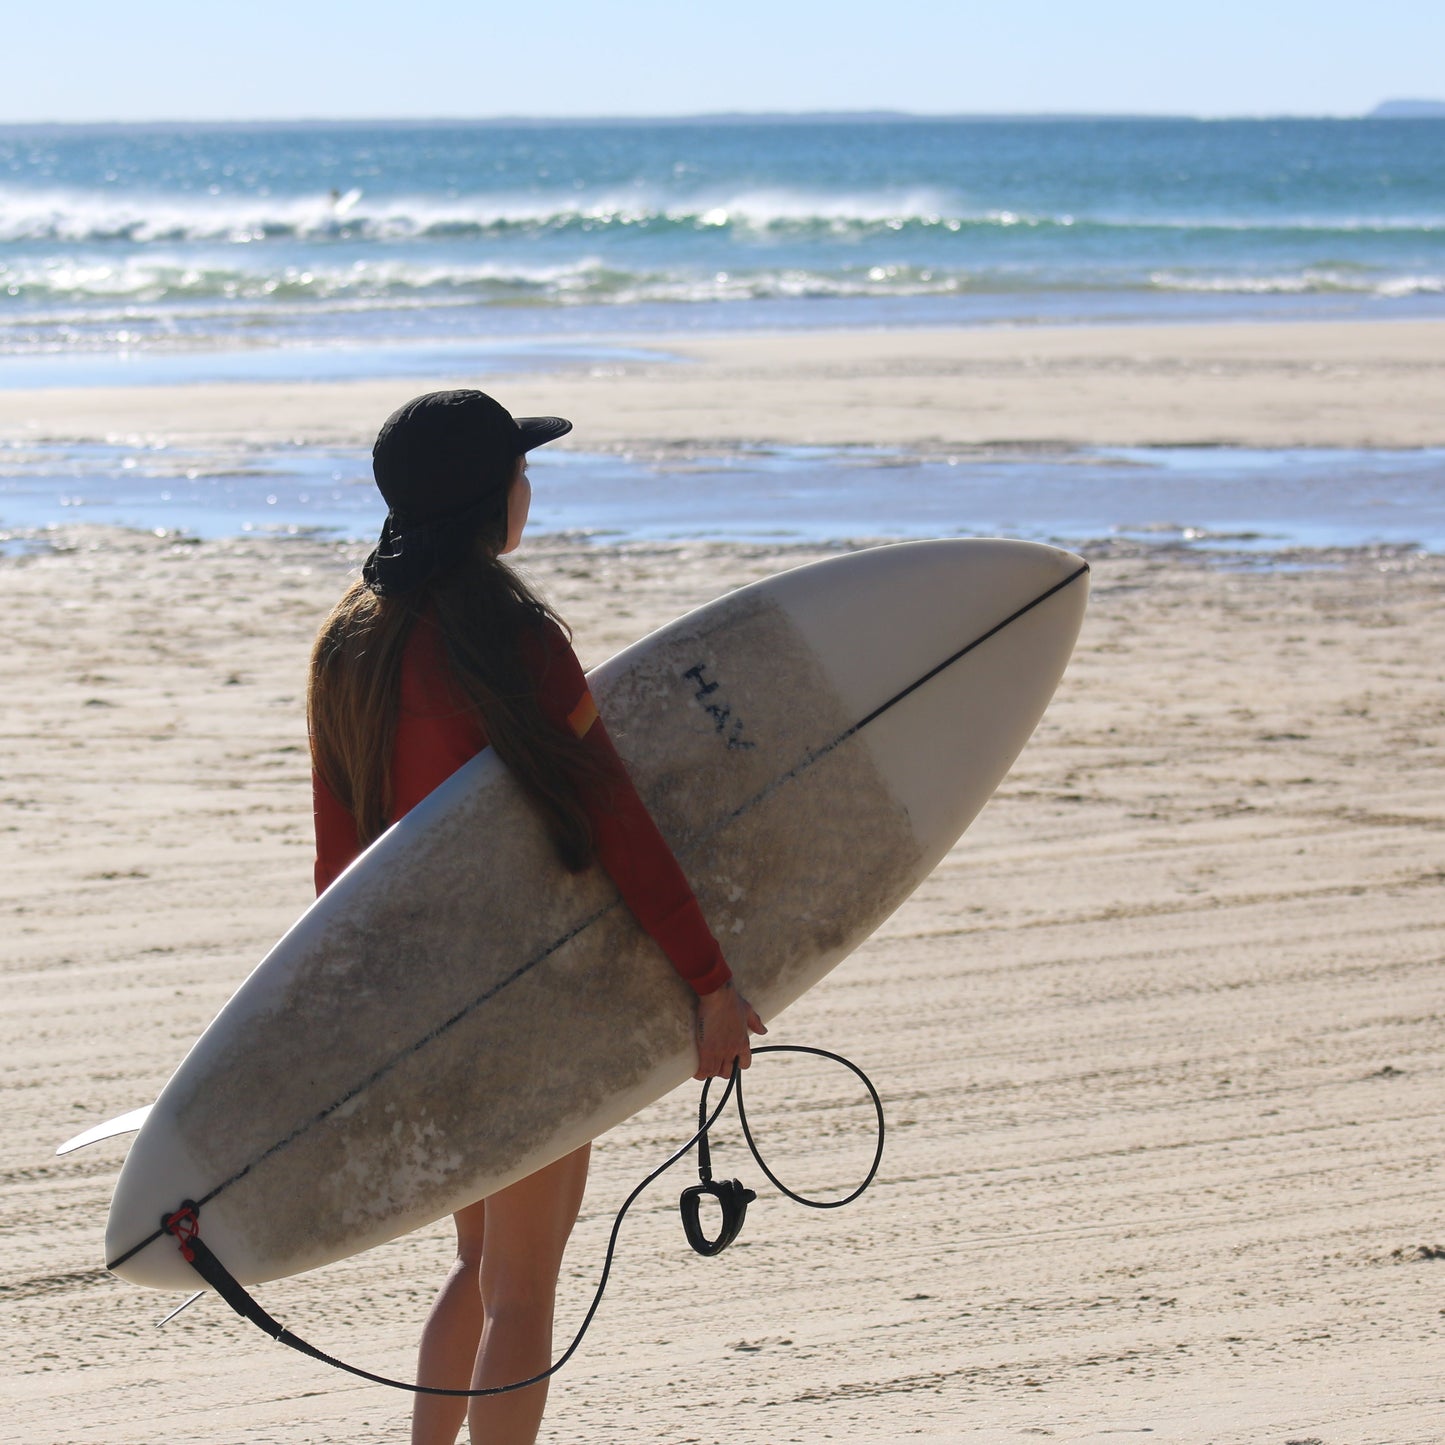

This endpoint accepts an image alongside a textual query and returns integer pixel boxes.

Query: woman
[307,389,764,1445]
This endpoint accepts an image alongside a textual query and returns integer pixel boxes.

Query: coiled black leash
[154,1042,883,1397]
[681,1043,885,1254]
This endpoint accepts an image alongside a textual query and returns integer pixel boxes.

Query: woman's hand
[694,982,767,1080]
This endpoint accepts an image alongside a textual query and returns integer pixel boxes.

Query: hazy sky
[5,0,1443,123]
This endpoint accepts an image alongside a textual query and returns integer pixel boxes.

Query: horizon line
[0,105,1435,129]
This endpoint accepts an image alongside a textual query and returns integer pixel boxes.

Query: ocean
[3,117,1443,360]
[1,117,1443,553]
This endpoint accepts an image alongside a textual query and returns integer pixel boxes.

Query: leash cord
[158,1042,884,1397]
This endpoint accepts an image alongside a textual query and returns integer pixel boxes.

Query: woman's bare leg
[468,1144,591,1445]
[411,1198,488,1445]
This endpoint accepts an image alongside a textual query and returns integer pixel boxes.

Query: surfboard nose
[776,539,1089,851]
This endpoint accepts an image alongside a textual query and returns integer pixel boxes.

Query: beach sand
[3,319,1444,1443]
[4,317,1445,453]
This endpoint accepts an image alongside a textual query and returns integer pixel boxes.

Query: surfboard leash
[152,1042,884,1397]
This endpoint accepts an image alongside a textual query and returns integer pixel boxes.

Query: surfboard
[105,539,1088,1291]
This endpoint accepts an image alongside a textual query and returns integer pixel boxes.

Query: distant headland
[1368,100,1445,118]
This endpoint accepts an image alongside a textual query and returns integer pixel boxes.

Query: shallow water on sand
[2,438,1442,559]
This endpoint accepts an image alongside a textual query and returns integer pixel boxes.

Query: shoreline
[2,316,1444,452]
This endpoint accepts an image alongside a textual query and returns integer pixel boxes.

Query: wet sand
[2,512,1443,1441]
[3,317,1445,454]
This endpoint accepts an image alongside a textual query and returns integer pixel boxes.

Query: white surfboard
[106,539,1088,1290]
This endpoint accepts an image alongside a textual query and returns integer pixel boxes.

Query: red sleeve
[527,622,733,997]
[314,769,360,897]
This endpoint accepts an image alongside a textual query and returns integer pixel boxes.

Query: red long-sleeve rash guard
[312,613,732,997]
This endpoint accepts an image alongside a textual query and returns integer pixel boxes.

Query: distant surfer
[307,390,764,1445]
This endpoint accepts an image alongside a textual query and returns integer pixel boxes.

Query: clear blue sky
[4,0,1443,123]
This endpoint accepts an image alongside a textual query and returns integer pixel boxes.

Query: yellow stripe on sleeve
[567,689,599,738]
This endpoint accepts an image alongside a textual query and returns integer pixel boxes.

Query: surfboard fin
[157,1291,205,1327]
[55,1105,153,1156]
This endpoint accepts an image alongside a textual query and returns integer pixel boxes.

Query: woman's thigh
[479,1144,591,1304]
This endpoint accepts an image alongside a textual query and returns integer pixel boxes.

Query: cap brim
[515,416,573,451]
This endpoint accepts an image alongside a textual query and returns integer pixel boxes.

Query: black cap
[363,389,571,597]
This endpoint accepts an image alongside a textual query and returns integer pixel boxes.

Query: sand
[3,318,1444,1443]
[3,317,1445,453]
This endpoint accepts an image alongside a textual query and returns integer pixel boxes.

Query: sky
[4,0,1444,124]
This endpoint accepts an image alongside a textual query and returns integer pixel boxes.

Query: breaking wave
[4,253,1440,313]
[3,184,1443,246]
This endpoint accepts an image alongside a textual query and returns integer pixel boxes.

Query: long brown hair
[308,517,611,870]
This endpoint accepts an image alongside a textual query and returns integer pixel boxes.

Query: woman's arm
[532,624,766,1075]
